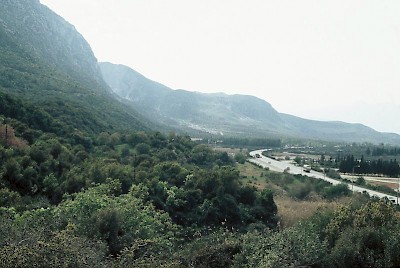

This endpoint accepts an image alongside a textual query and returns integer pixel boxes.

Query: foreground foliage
[1,115,399,267]
[235,199,400,268]
[0,123,278,266]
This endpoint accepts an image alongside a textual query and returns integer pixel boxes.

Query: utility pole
[133,154,136,180]
[5,124,8,147]
[352,165,360,191]
[397,176,399,205]
[3,118,8,148]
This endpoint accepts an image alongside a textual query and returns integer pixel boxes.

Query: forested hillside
[0,0,150,136]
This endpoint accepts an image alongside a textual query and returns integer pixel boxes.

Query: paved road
[249,149,399,205]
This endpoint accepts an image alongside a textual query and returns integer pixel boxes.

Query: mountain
[3,0,396,145]
[100,62,400,144]
[279,114,400,144]
[1,0,103,89]
[0,0,150,136]
[99,62,286,136]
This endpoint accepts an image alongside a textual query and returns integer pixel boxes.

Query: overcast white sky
[40,0,400,134]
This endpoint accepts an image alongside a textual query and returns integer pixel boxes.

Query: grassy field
[237,161,345,227]
[274,196,339,227]
[237,161,269,190]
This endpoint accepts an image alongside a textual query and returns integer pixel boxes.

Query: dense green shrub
[323,183,352,200]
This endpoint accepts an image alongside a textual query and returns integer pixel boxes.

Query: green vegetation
[339,154,400,177]
[234,200,400,267]
[1,0,400,266]
[367,144,400,157]
[0,125,279,266]
[242,163,351,201]
[0,1,150,139]
[273,142,400,196]
[4,116,398,267]
[236,162,400,267]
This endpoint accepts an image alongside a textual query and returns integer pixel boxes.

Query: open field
[214,146,249,156]
[274,196,340,228]
[237,162,344,227]
[237,162,288,195]
[237,162,268,190]
[342,174,400,190]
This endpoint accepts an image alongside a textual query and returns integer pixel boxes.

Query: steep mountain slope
[100,62,400,144]
[0,0,149,136]
[1,0,103,89]
[99,62,285,136]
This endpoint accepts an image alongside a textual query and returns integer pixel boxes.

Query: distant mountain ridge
[100,62,400,144]
[99,62,284,135]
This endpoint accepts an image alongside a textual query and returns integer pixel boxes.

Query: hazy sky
[40,0,400,134]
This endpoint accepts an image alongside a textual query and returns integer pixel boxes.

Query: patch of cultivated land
[342,174,399,190]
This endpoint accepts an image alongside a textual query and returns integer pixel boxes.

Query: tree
[234,153,247,164]
[235,223,327,268]
[54,179,177,256]
[135,143,151,155]
[294,156,302,165]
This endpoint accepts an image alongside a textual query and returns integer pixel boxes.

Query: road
[249,149,399,205]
